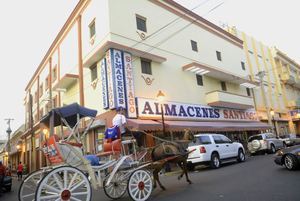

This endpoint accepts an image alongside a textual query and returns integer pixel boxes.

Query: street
[3,154,300,201]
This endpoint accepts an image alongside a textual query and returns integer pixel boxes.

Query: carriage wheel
[127,169,153,201]
[35,166,92,201]
[103,171,127,199]
[18,169,46,201]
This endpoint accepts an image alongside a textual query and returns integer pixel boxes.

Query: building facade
[23,0,270,172]
[228,27,300,136]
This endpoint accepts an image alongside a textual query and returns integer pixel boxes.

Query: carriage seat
[97,139,122,157]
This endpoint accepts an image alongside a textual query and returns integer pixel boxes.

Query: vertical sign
[123,52,137,118]
[112,49,126,108]
[106,49,116,109]
[100,58,109,109]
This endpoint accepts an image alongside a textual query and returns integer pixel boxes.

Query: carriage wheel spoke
[68,172,78,189]
[39,194,60,200]
[44,184,61,193]
[70,180,85,192]
[22,193,35,198]
[72,191,88,196]
[53,173,63,190]
[64,170,68,189]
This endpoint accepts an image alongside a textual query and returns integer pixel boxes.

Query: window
[89,19,96,38]
[136,15,147,32]
[246,88,251,96]
[141,59,152,75]
[221,81,227,91]
[196,74,203,86]
[241,61,245,70]
[216,51,222,61]
[212,135,223,144]
[220,135,232,143]
[39,84,43,97]
[191,40,198,52]
[90,64,97,81]
[52,66,57,82]
[189,135,211,146]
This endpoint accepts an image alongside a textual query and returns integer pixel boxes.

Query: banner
[100,58,109,109]
[106,50,116,109]
[112,49,126,108]
[137,98,258,121]
[123,52,137,118]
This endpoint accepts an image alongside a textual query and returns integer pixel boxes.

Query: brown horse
[150,129,195,190]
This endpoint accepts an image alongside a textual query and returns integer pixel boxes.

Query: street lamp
[6,126,12,166]
[157,90,166,135]
[270,109,278,138]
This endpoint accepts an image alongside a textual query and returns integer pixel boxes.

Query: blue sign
[100,58,109,109]
[112,49,126,108]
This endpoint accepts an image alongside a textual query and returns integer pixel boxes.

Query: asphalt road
[3,154,300,201]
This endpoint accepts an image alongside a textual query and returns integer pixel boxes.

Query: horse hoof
[188,180,192,184]
[161,186,166,191]
[177,176,182,180]
[153,185,157,189]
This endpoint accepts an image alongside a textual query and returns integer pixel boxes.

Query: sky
[0,0,299,139]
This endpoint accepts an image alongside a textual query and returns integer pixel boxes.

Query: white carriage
[18,103,153,201]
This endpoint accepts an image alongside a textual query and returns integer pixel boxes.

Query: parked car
[187,134,245,170]
[2,174,12,192]
[247,133,284,155]
[279,134,300,147]
[274,145,300,170]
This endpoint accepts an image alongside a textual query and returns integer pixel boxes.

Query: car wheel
[210,153,220,169]
[269,144,276,154]
[237,149,245,162]
[284,154,299,170]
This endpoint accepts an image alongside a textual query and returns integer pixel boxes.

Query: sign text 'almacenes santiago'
[137,98,257,121]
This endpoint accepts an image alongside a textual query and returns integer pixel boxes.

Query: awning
[127,119,163,131]
[127,119,271,132]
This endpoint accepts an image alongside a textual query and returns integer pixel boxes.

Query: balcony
[206,90,254,109]
[281,73,296,85]
[183,62,258,88]
[53,74,79,90]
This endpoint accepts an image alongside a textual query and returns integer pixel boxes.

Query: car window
[220,135,231,143]
[213,135,223,144]
[248,135,263,142]
[268,134,276,139]
[189,136,212,146]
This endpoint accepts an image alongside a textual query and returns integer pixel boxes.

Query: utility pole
[4,118,14,167]
[256,71,272,126]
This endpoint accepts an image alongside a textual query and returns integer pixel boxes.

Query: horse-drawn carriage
[18,103,195,201]
[18,103,154,201]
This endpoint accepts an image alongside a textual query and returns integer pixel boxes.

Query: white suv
[187,134,245,170]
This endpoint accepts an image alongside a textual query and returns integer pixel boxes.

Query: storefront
[126,97,271,147]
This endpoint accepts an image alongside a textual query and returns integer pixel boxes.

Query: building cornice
[150,0,243,48]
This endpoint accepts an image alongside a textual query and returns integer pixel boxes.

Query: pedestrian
[112,107,127,138]
[0,161,6,196]
[17,162,23,181]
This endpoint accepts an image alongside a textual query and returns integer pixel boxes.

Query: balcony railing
[206,90,254,109]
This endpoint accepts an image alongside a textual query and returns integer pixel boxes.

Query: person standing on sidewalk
[0,161,6,196]
[17,162,23,181]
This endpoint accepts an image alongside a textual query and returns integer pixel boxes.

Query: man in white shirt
[112,107,127,136]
